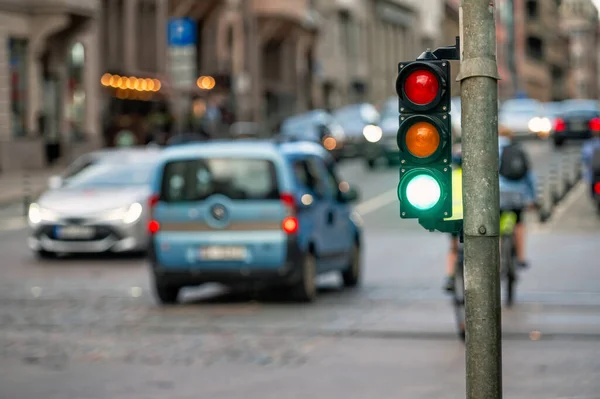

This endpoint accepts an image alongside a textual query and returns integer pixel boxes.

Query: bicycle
[451,210,519,341]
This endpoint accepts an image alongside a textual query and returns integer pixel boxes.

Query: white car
[499,99,552,138]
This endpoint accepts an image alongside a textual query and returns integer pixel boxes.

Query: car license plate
[572,121,586,131]
[55,225,95,239]
[199,246,247,261]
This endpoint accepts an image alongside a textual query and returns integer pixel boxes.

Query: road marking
[354,188,397,216]
[0,217,27,232]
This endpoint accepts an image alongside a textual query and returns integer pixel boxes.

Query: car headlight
[540,117,552,133]
[103,203,143,224]
[363,125,383,143]
[528,117,552,135]
[28,203,58,224]
[123,203,143,224]
[527,117,541,132]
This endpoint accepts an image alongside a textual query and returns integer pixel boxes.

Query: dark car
[553,100,600,147]
[332,103,381,159]
[364,98,399,169]
[279,110,345,160]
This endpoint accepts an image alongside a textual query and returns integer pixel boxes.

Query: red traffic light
[404,69,440,105]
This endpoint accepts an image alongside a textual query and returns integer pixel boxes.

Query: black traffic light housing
[395,38,460,227]
[396,60,451,115]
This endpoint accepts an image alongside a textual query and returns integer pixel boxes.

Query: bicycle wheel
[502,235,516,307]
[453,249,466,341]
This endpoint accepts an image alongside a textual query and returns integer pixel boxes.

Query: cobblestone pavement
[1,143,600,398]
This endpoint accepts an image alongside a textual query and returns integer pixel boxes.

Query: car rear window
[160,158,280,202]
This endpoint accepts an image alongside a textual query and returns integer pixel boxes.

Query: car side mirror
[48,175,63,189]
[341,187,359,203]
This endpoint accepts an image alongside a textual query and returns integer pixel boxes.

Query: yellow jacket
[446,167,463,221]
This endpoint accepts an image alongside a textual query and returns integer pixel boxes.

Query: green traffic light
[404,174,441,210]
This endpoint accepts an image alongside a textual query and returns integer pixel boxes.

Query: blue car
[147,139,363,304]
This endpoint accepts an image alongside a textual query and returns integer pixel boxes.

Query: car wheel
[554,138,564,148]
[366,159,376,169]
[342,243,361,288]
[154,278,181,305]
[291,253,317,302]
[35,249,56,260]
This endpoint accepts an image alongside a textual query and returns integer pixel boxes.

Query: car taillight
[148,220,160,234]
[149,194,159,208]
[280,192,296,215]
[594,183,600,195]
[590,118,600,131]
[148,194,160,234]
[554,118,566,132]
[282,216,299,234]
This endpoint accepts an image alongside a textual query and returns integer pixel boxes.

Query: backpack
[499,143,529,181]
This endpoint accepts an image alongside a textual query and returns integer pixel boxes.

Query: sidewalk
[0,166,64,207]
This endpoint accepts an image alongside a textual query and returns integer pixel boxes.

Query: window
[8,37,28,137]
[339,11,355,59]
[160,158,280,202]
[64,157,98,180]
[64,162,154,188]
[526,0,538,19]
[526,36,543,60]
[325,161,344,201]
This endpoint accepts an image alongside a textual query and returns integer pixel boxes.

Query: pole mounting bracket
[456,57,501,82]
[416,36,461,61]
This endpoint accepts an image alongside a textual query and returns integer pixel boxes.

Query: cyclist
[497,125,536,270]
[444,148,464,291]
[444,125,536,292]
[581,128,600,199]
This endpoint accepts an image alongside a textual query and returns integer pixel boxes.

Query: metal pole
[457,1,502,398]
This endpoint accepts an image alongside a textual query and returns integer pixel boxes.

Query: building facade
[440,0,459,98]
[0,0,101,172]
[313,0,422,110]
[498,0,569,102]
[560,0,599,99]
[167,0,320,133]
[99,0,169,146]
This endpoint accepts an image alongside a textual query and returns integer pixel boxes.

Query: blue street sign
[168,18,196,46]
[515,90,528,99]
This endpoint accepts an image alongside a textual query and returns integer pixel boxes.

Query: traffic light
[396,58,452,220]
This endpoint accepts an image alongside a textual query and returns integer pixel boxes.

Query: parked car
[499,98,551,139]
[147,139,363,304]
[332,103,381,159]
[364,97,399,169]
[553,99,600,147]
[27,147,162,258]
[279,110,345,160]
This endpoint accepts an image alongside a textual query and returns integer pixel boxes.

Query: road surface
[1,140,599,399]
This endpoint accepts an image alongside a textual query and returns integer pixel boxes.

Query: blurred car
[147,139,363,304]
[542,101,563,120]
[553,99,600,147]
[279,110,345,160]
[332,103,381,159]
[364,97,399,169]
[499,98,551,139]
[166,133,209,146]
[28,147,161,258]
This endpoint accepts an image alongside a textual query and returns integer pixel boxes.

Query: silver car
[27,147,160,258]
[499,99,552,138]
